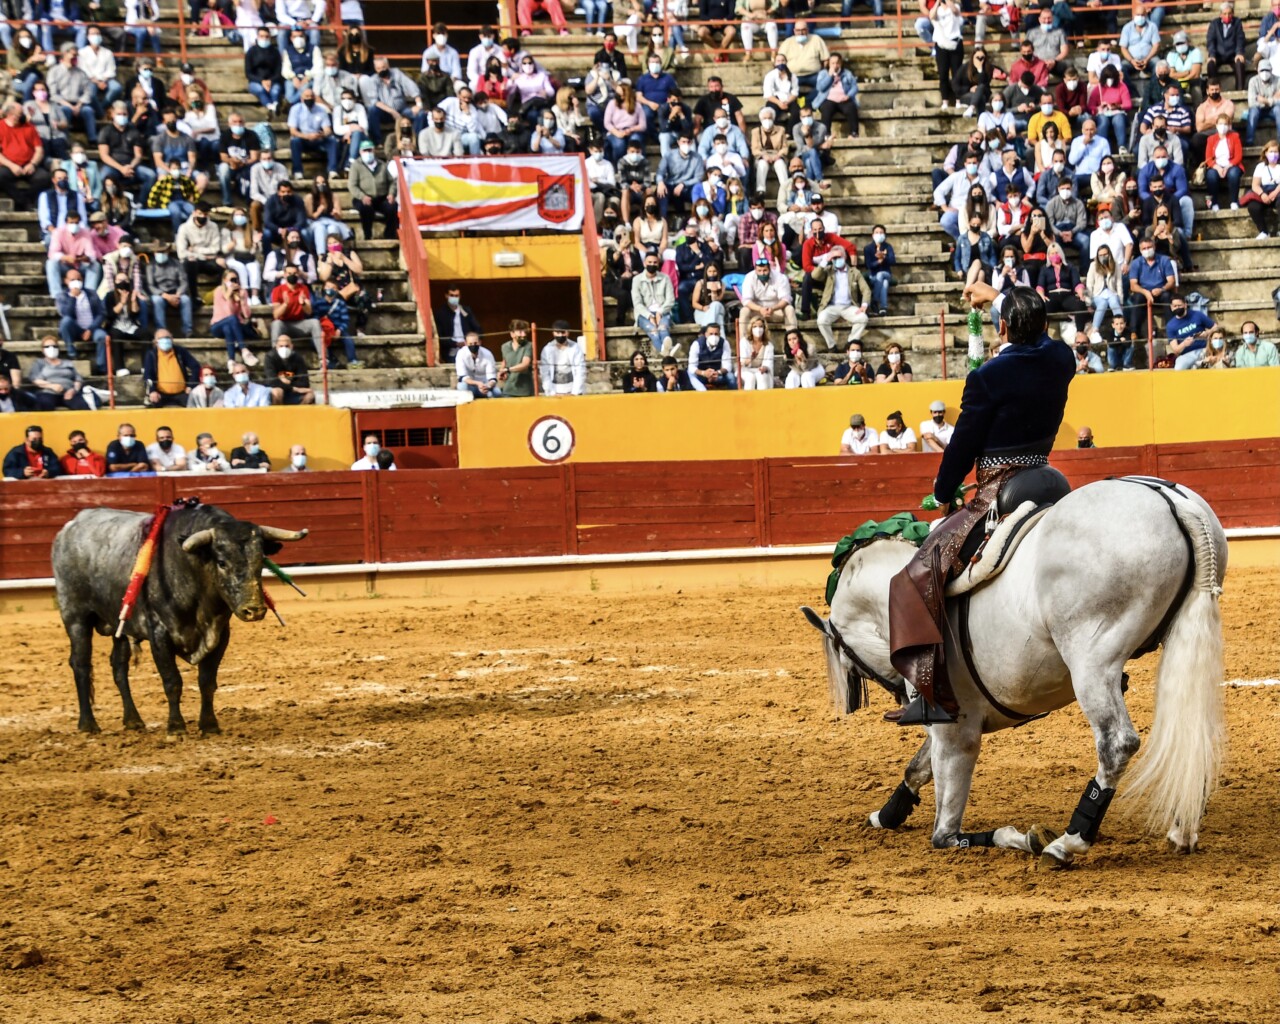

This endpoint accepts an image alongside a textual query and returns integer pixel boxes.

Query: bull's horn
[182,529,216,552]
[259,525,309,542]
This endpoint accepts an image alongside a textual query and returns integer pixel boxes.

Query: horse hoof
[78,720,101,735]
[123,718,146,732]
[1166,838,1193,856]
[1027,824,1060,856]
[199,723,222,737]
[1038,850,1071,871]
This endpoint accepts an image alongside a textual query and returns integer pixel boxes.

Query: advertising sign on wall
[400,156,585,232]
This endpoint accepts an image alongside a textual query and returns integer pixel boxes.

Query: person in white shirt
[146,425,188,471]
[687,323,737,390]
[190,432,231,472]
[283,443,309,472]
[839,413,879,455]
[80,29,120,115]
[455,332,501,397]
[1088,210,1134,264]
[738,318,775,390]
[351,434,396,470]
[878,411,918,454]
[539,321,587,395]
[466,27,502,90]
[222,362,273,408]
[421,23,464,86]
[919,400,955,452]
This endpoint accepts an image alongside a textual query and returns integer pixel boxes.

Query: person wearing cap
[169,62,210,115]
[87,208,124,262]
[190,431,232,473]
[740,255,797,338]
[1206,2,1247,91]
[919,401,954,452]
[1246,60,1280,146]
[144,240,194,338]
[839,413,879,456]
[539,320,586,396]
[348,140,399,240]
[1165,31,1203,96]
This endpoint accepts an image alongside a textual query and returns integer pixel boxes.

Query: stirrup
[893,695,958,726]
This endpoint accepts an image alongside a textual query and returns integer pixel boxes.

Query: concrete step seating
[13,0,1280,400]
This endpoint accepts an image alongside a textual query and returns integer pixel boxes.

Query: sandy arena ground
[1,568,1279,1024]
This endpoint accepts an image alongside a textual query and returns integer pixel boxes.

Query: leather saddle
[955,465,1072,579]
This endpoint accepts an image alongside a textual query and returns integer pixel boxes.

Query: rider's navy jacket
[934,331,1075,503]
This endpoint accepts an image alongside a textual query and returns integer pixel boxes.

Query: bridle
[825,618,907,711]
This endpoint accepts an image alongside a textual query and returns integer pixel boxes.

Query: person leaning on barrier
[839,413,878,455]
[456,332,501,399]
[146,425,187,473]
[60,428,106,477]
[1077,426,1096,448]
[3,424,60,480]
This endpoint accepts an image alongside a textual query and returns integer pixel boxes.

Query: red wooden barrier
[2,438,1278,581]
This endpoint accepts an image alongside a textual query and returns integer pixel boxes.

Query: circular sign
[528,416,576,464]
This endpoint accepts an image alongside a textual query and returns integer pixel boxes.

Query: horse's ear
[800,606,828,634]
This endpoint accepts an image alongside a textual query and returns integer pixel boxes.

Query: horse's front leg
[928,716,1031,851]
[868,733,932,830]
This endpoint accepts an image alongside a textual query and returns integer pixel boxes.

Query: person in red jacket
[59,429,107,477]
[799,219,857,319]
[1202,113,1244,211]
[0,100,52,211]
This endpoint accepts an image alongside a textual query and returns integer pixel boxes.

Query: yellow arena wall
[455,367,1280,467]
[0,406,356,471]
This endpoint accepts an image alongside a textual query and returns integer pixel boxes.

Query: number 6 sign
[528,416,576,464]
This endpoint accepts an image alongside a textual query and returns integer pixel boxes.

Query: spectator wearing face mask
[60,428,106,476]
[270,265,323,359]
[862,227,895,317]
[1246,61,1280,147]
[223,361,273,408]
[189,432,232,473]
[1027,96,1072,147]
[675,226,721,321]
[655,133,704,221]
[1066,119,1111,195]
[814,241,870,350]
[142,331,200,407]
[79,28,119,115]
[1235,322,1280,367]
[685,323,735,391]
[1036,243,1089,333]
[1202,114,1243,211]
[187,366,226,409]
[839,413,877,454]
[1165,295,1215,370]
[736,191,777,270]
[1206,2,1246,91]
[934,154,986,241]
[832,341,873,386]
[143,240,192,337]
[791,110,832,189]
[287,87,337,176]
[104,423,151,476]
[738,317,774,390]
[750,108,789,197]
[210,269,256,369]
[1245,139,1280,239]
[54,269,111,373]
[1137,145,1195,234]
[632,253,677,354]
[697,109,749,165]
[46,209,100,297]
[434,287,482,359]
[217,113,261,207]
[146,425,187,473]
[312,278,359,369]
[540,321,587,396]
[878,411,916,454]
[455,333,501,398]
[1085,243,1125,336]
[1141,84,1192,155]
[229,431,271,471]
[282,444,310,472]
[1190,80,1234,167]
[1165,31,1203,95]
[497,319,533,397]
[176,202,227,302]
[1125,238,1175,336]
[349,140,399,240]
[27,339,90,409]
[245,27,284,114]
[1119,5,1160,82]
[1086,66,1132,155]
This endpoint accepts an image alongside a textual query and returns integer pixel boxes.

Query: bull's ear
[261,539,284,557]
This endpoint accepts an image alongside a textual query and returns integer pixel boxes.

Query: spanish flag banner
[399,155,586,233]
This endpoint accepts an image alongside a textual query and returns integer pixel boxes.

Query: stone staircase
[11,1,1278,401]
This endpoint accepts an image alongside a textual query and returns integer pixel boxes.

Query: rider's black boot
[891,695,958,726]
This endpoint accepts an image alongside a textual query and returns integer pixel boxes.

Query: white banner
[399,156,585,233]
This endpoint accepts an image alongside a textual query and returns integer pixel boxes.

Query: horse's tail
[1122,491,1227,842]
[801,606,854,714]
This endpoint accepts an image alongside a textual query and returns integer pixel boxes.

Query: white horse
[804,478,1227,867]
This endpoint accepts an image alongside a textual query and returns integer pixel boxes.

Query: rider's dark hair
[1003,287,1047,345]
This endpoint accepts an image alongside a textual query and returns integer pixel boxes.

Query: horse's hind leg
[1040,661,1139,869]
[868,734,932,830]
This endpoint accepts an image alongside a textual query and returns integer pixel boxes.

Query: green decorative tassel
[264,557,307,597]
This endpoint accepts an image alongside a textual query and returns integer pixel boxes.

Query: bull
[51,503,308,735]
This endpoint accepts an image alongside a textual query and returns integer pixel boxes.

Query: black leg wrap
[954,830,997,849]
[876,781,921,829]
[1066,778,1116,844]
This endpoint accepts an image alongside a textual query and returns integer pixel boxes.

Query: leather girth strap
[956,594,1048,727]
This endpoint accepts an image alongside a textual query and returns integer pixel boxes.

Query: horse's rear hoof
[77,719,101,735]
[1027,824,1060,856]
[1038,850,1071,871]
[123,718,146,732]
[199,722,222,737]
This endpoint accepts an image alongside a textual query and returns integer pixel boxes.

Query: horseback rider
[888,283,1075,725]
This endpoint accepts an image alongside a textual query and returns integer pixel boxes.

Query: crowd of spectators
[1,0,1278,407]
[0,418,404,479]
[922,0,1280,369]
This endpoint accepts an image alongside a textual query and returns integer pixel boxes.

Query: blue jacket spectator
[696,122,749,162]
[38,178,88,237]
[141,341,201,393]
[3,432,61,479]
[812,68,858,109]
